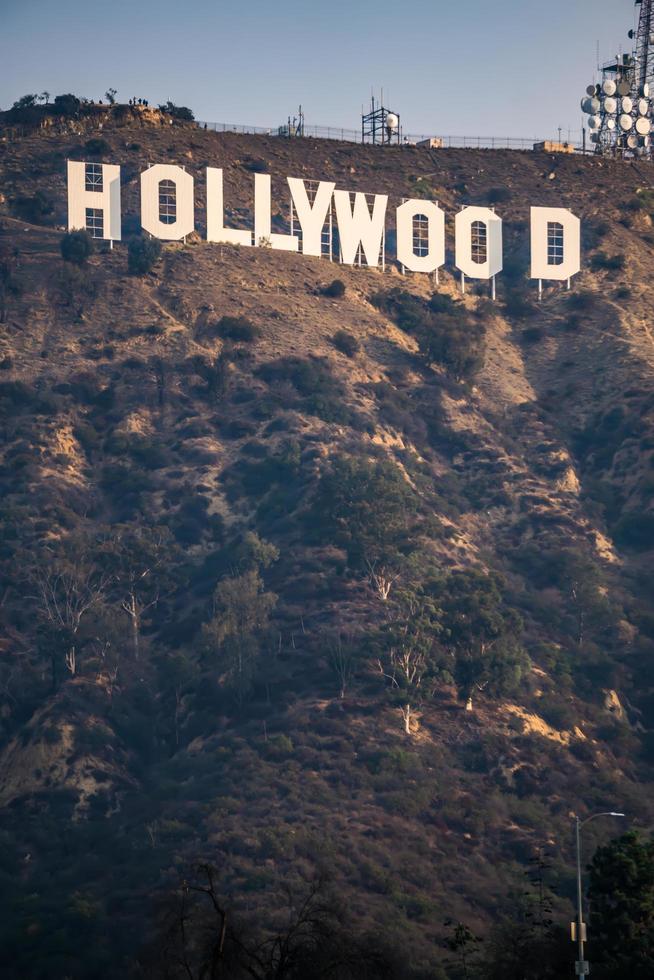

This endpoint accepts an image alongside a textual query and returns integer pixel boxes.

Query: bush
[242,158,268,173]
[486,187,511,204]
[613,511,654,551]
[159,101,194,121]
[257,356,357,425]
[372,288,485,381]
[52,93,81,116]
[332,329,360,357]
[322,279,346,298]
[84,137,110,156]
[212,316,261,342]
[591,252,626,272]
[60,230,94,265]
[12,191,54,224]
[521,326,544,343]
[127,237,162,275]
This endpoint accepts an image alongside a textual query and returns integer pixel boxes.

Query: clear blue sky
[0,0,642,139]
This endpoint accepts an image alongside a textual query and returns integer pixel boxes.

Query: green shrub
[84,137,110,156]
[521,326,544,343]
[12,191,54,225]
[613,511,654,551]
[322,279,346,298]
[52,93,81,116]
[332,329,360,357]
[60,230,93,265]
[371,288,485,381]
[158,101,194,121]
[486,187,511,204]
[127,237,161,275]
[591,252,626,272]
[212,316,261,342]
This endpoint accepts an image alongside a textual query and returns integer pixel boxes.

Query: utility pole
[572,811,625,978]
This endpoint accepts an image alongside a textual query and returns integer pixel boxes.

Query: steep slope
[0,116,653,977]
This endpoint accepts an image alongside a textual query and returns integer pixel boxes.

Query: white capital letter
[141,164,194,241]
[67,160,121,241]
[530,207,581,281]
[206,167,252,246]
[455,207,503,280]
[287,178,335,257]
[254,174,299,252]
[396,200,445,273]
[333,190,388,267]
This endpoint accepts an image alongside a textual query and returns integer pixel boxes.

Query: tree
[29,546,110,685]
[102,526,174,661]
[312,456,416,572]
[60,229,94,265]
[326,632,357,700]
[587,832,654,979]
[105,88,117,105]
[53,93,81,116]
[377,589,443,734]
[200,570,277,704]
[439,569,529,709]
[159,101,195,121]
[128,236,161,275]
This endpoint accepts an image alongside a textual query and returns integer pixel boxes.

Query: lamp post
[573,811,625,977]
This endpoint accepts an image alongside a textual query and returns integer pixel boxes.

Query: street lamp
[573,811,625,977]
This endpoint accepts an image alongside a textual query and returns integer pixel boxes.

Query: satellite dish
[638,98,649,115]
[602,79,617,96]
[587,97,601,114]
[627,133,639,149]
[621,96,634,113]
[636,116,651,135]
[642,135,652,147]
[620,114,634,131]
[617,78,631,96]
[604,97,618,114]
[588,115,601,130]
[629,29,635,40]
[641,83,651,97]
[607,117,617,130]
[586,84,597,96]
[386,113,399,130]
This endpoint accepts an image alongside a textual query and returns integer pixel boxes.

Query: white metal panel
[141,164,194,240]
[67,160,122,241]
[253,174,299,251]
[455,206,503,280]
[395,199,445,273]
[206,167,252,246]
[287,178,335,256]
[530,207,580,281]
[333,189,388,266]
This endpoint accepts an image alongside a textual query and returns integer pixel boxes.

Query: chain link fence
[196,120,584,152]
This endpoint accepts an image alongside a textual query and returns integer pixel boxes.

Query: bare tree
[106,527,172,661]
[365,558,402,603]
[326,633,356,699]
[31,562,110,684]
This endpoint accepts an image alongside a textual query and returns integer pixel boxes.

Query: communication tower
[581,0,654,157]
[362,95,401,145]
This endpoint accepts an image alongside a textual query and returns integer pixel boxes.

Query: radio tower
[634,0,654,94]
[580,0,654,158]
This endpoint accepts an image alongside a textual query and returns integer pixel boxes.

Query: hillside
[1,113,654,978]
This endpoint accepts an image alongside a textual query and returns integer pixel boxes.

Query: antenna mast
[581,0,654,158]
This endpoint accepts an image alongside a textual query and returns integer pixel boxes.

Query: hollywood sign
[67,161,581,288]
